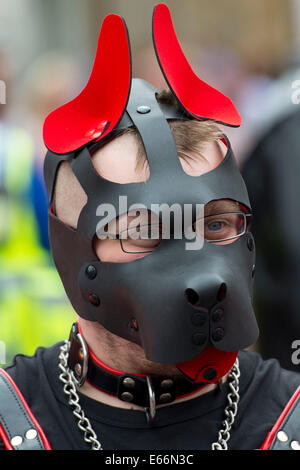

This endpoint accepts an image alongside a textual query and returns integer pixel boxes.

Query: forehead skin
[93,132,227,182]
[54,132,227,228]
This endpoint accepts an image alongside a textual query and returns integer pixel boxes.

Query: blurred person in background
[21,52,82,251]
[241,53,300,372]
[242,105,300,373]
[0,49,74,364]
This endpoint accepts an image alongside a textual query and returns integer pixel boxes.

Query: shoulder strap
[261,385,300,450]
[0,368,52,450]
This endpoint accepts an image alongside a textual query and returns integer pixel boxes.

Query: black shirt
[1,342,299,450]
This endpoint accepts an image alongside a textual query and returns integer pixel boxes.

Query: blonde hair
[121,89,223,172]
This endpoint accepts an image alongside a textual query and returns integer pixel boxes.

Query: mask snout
[185,276,227,310]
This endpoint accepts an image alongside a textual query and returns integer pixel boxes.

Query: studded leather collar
[66,323,210,420]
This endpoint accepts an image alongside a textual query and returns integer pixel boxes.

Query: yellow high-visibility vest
[0,124,74,365]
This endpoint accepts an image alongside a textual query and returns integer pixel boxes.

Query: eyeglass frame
[97,211,253,254]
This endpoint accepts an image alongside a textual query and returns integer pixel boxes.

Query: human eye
[194,212,246,243]
[204,215,232,240]
[206,218,227,233]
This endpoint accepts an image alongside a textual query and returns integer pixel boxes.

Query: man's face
[51,130,256,374]
[54,131,246,264]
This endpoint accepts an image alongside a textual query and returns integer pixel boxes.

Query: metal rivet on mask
[129,318,139,331]
[192,332,206,345]
[88,294,100,306]
[191,311,206,326]
[252,265,256,278]
[161,379,174,389]
[246,234,254,251]
[203,368,217,381]
[211,308,224,322]
[123,377,136,389]
[277,430,288,442]
[85,265,97,280]
[159,393,172,403]
[212,327,225,342]
[137,105,151,114]
[121,391,134,402]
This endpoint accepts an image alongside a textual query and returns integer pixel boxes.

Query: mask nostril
[217,283,227,302]
[185,288,199,305]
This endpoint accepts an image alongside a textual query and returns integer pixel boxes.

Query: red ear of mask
[43,14,132,155]
[176,347,238,384]
[152,3,241,128]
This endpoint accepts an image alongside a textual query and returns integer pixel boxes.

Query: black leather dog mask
[43,4,259,382]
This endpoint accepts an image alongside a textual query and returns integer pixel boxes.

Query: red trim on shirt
[0,422,13,450]
[0,368,52,450]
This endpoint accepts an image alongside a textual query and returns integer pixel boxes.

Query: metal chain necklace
[58,340,240,451]
[211,358,240,450]
[58,341,103,450]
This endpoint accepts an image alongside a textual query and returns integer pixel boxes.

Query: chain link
[211,358,240,450]
[58,341,103,450]
[58,340,240,451]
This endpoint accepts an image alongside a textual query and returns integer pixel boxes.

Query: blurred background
[1,0,300,370]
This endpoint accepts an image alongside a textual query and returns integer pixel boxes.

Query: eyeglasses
[98,211,252,254]
[194,211,252,244]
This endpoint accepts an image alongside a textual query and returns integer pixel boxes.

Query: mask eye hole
[192,199,252,245]
[52,161,88,229]
[175,135,228,178]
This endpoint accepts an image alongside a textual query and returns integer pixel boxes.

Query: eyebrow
[204,200,240,215]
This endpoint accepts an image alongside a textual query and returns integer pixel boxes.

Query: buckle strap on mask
[66,323,208,422]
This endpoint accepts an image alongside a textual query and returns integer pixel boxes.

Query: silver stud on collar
[123,377,136,389]
[161,379,173,389]
[120,391,134,402]
[159,392,172,403]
